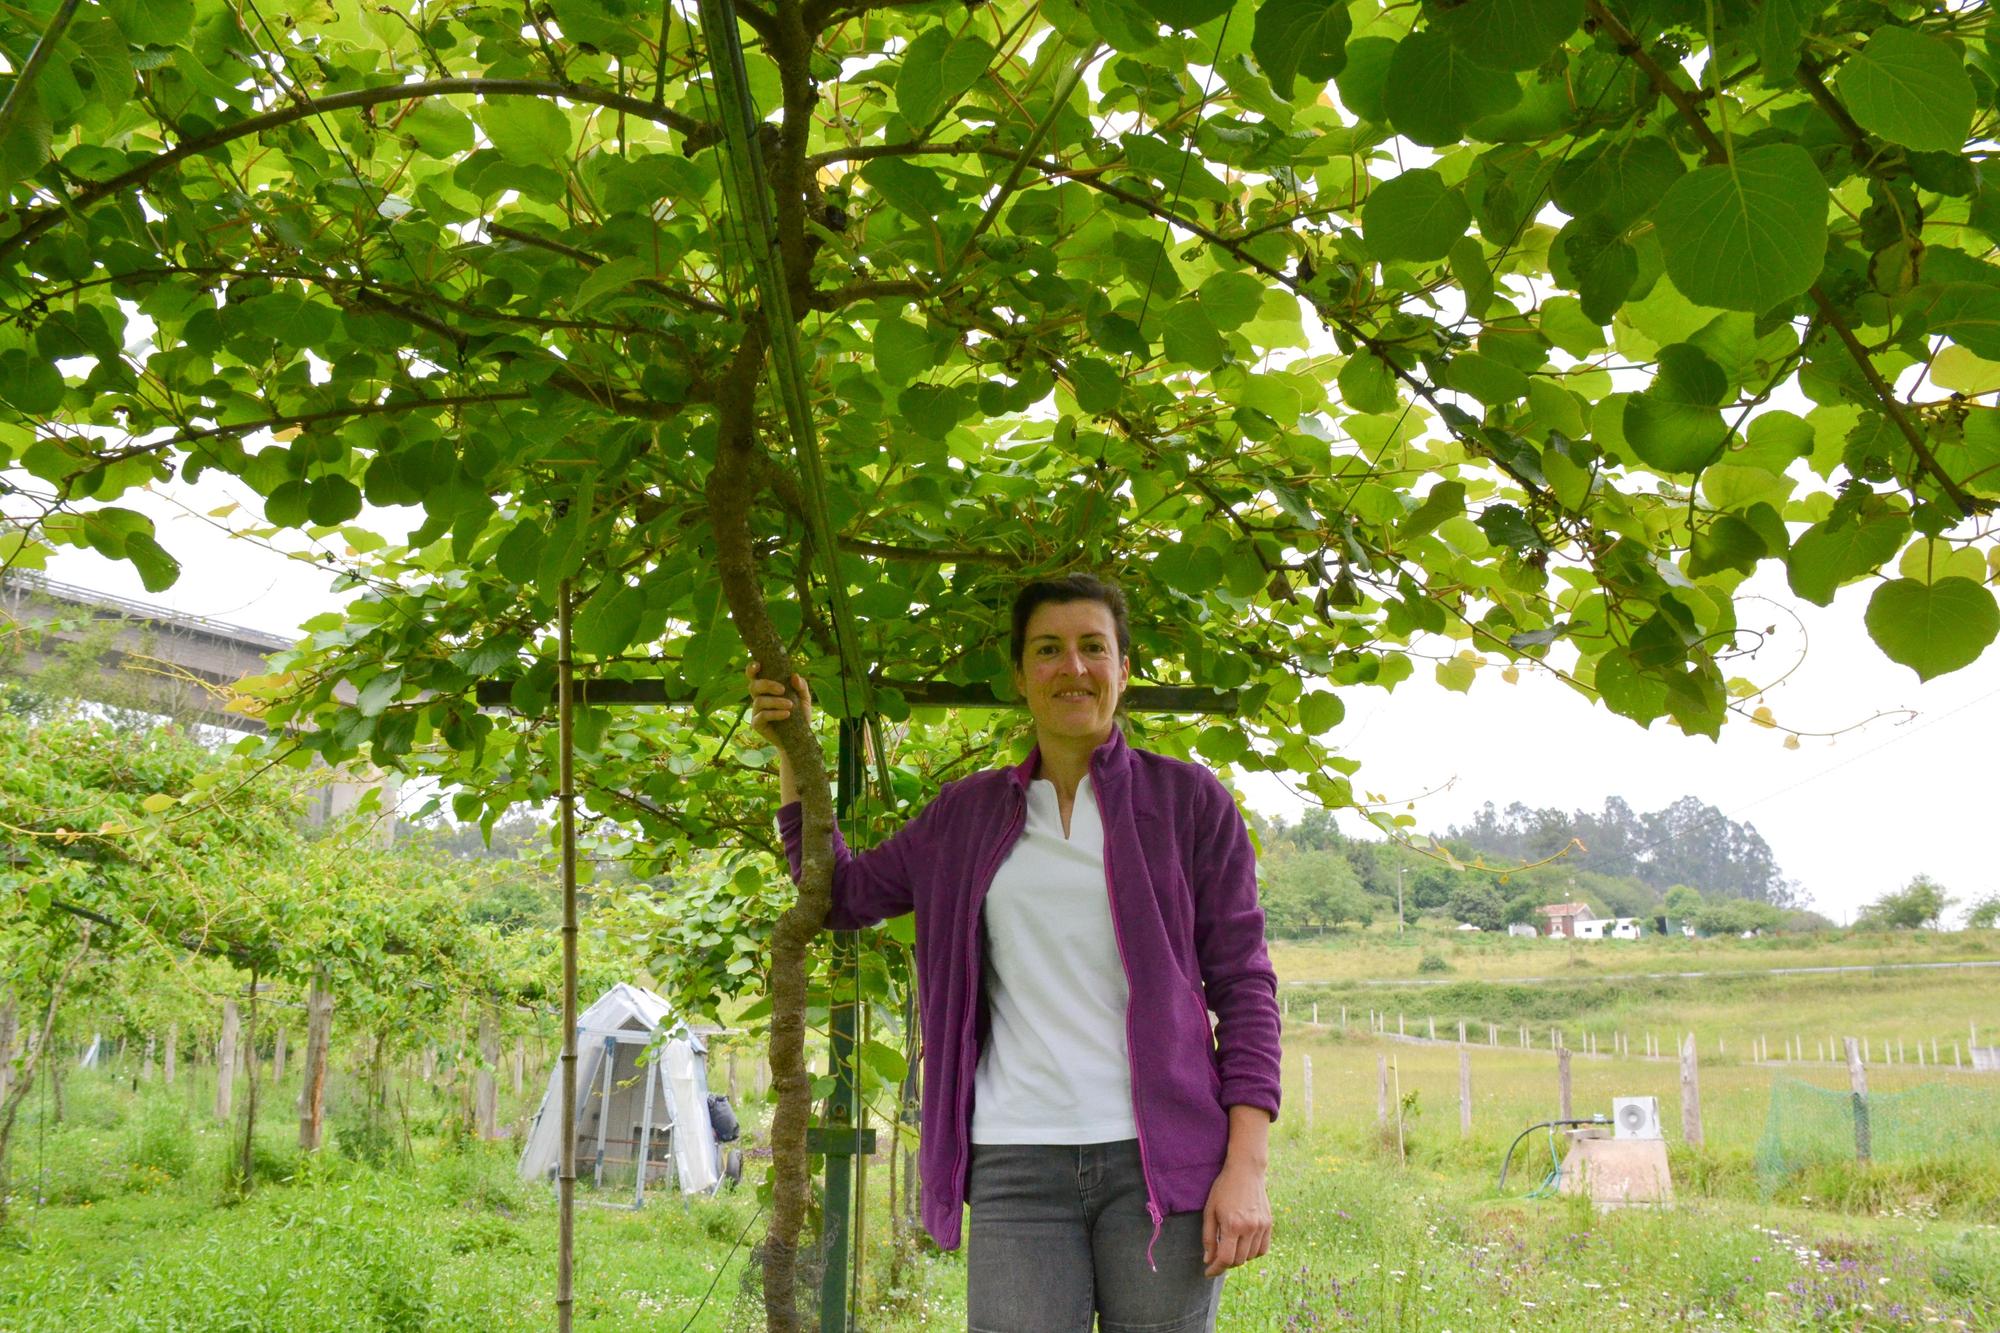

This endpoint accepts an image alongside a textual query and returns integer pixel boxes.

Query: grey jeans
[965,1141,1222,1333]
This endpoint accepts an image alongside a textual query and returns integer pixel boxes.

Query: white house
[1610,917,1644,940]
[1574,917,1607,940]
[1507,923,1540,939]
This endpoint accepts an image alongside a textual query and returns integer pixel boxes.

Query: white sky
[35,466,1998,927]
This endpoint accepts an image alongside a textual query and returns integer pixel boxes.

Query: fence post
[1459,1048,1472,1137]
[1954,1041,1961,1068]
[1457,1020,1465,1045]
[1845,1037,1870,1162]
[1428,1016,1436,1041]
[298,968,334,1153]
[1398,1013,1405,1036]
[476,1006,500,1138]
[1489,1024,1497,1047]
[272,1027,287,1087]
[216,1000,240,1123]
[1557,1046,1572,1120]
[165,1023,177,1086]
[1312,1002,1319,1027]
[1303,1054,1314,1128]
[1377,1054,1389,1135]
[1341,1006,1348,1029]
[1680,1032,1703,1147]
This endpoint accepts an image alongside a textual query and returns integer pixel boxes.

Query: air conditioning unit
[1612,1095,1662,1140]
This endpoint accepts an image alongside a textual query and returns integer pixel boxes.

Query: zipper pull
[1144,1204,1163,1271]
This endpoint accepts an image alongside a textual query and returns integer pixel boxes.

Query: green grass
[9,929,1999,1330]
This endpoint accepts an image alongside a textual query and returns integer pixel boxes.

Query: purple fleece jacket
[778,723,1282,1253]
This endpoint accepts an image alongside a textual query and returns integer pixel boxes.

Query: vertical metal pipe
[557,581,578,1333]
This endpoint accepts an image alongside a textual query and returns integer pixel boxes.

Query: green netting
[1755,1076,2000,1195]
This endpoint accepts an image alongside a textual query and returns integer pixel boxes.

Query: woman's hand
[1201,1157,1271,1277]
[746,662,811,740]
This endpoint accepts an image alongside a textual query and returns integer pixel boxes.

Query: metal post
[820,718,866,1333]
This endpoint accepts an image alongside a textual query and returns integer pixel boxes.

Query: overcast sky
[30,458,1997,927]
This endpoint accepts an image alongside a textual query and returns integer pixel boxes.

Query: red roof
[1535,901,1592,917]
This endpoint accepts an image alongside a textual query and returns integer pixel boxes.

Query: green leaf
[1865,577,1999,680]
[1161,304,1226,371]
[0,349,63,415]
[1068,358,1125,414]
[573,581,644,657]
[860,158,956,221]
[872,318,933,386]
[481,98,574,166]
[1196,271,1266,329]
[1137,0,1237,28]
[1911,283,2000,360]
[355,672,402,718]
[1335,37,1396,122]
[1624,343,1729,473]
[306,476,364,526]
[898,29,994,126]
[900,383,967,439]
[1450,237,1494,320]
[859,1038,910,1083]
[1432,0,1581,72]
[402,102,476,157]
[1298,690,1344,734]
[1383,33,1521,148]
[1362,168,1469,264]
[1653,144,1827,313]
[1251,0,1351,101]
[1687,515,1767,578]
[1751,0,1808,85]
[1552,134,1685,230]
[574,256,650,311]
[1786,512,1910,605]
[104,0,195,45]
[1445,353,1530,407]
[1836,27,1975,153]
[1337,350,1399,414]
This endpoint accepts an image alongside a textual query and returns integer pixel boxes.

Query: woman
[749,574,1279,1332]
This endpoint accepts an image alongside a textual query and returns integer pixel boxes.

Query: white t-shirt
[970,775,1137,1144]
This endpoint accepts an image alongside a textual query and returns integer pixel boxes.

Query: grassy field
[5,931,1998,1330]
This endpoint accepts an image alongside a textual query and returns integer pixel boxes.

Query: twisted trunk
[707,323,837,1333]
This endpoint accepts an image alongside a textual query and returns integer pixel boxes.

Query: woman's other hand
[747,663,811,739]
[1200,1158,1271,1277]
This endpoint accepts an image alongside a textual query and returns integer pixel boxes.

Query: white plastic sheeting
[517,983,722,1199]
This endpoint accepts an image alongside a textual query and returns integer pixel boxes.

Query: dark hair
[1010,574,1131,667]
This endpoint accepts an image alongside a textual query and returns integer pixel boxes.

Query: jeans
[966,1141,1222,1333]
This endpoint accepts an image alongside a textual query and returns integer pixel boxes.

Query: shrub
[1417,951,1450,974]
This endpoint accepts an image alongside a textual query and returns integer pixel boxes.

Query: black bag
[707,1093,741,1143]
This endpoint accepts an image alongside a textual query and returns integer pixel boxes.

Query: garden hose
[1496,1116,1609,1198]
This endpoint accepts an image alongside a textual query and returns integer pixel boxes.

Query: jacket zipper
[952,788,1028,1235]
[1091,760,1165,1271]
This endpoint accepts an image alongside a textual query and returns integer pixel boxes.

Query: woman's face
[1013,599,1130,746]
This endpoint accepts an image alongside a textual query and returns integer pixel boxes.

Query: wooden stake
[1376,1054,1389,1135]
[216,1000,240,1123]
[477,1006,500,1138]
[1680,1032,1703,1147]
[1557,1046,1572,1119]
[298,968,333,1151]
[272,1027,287,1087]
[1846,1037,1870,1161]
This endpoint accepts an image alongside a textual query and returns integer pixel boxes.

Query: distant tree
[1858,875,1957,930]
[1663,885,1705,918]
[1689,899,1782,935]
[1446,883,1506,932]
[1968,896,2000,930]
[1409,866,1462,912]
[1261,851,1372,935]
